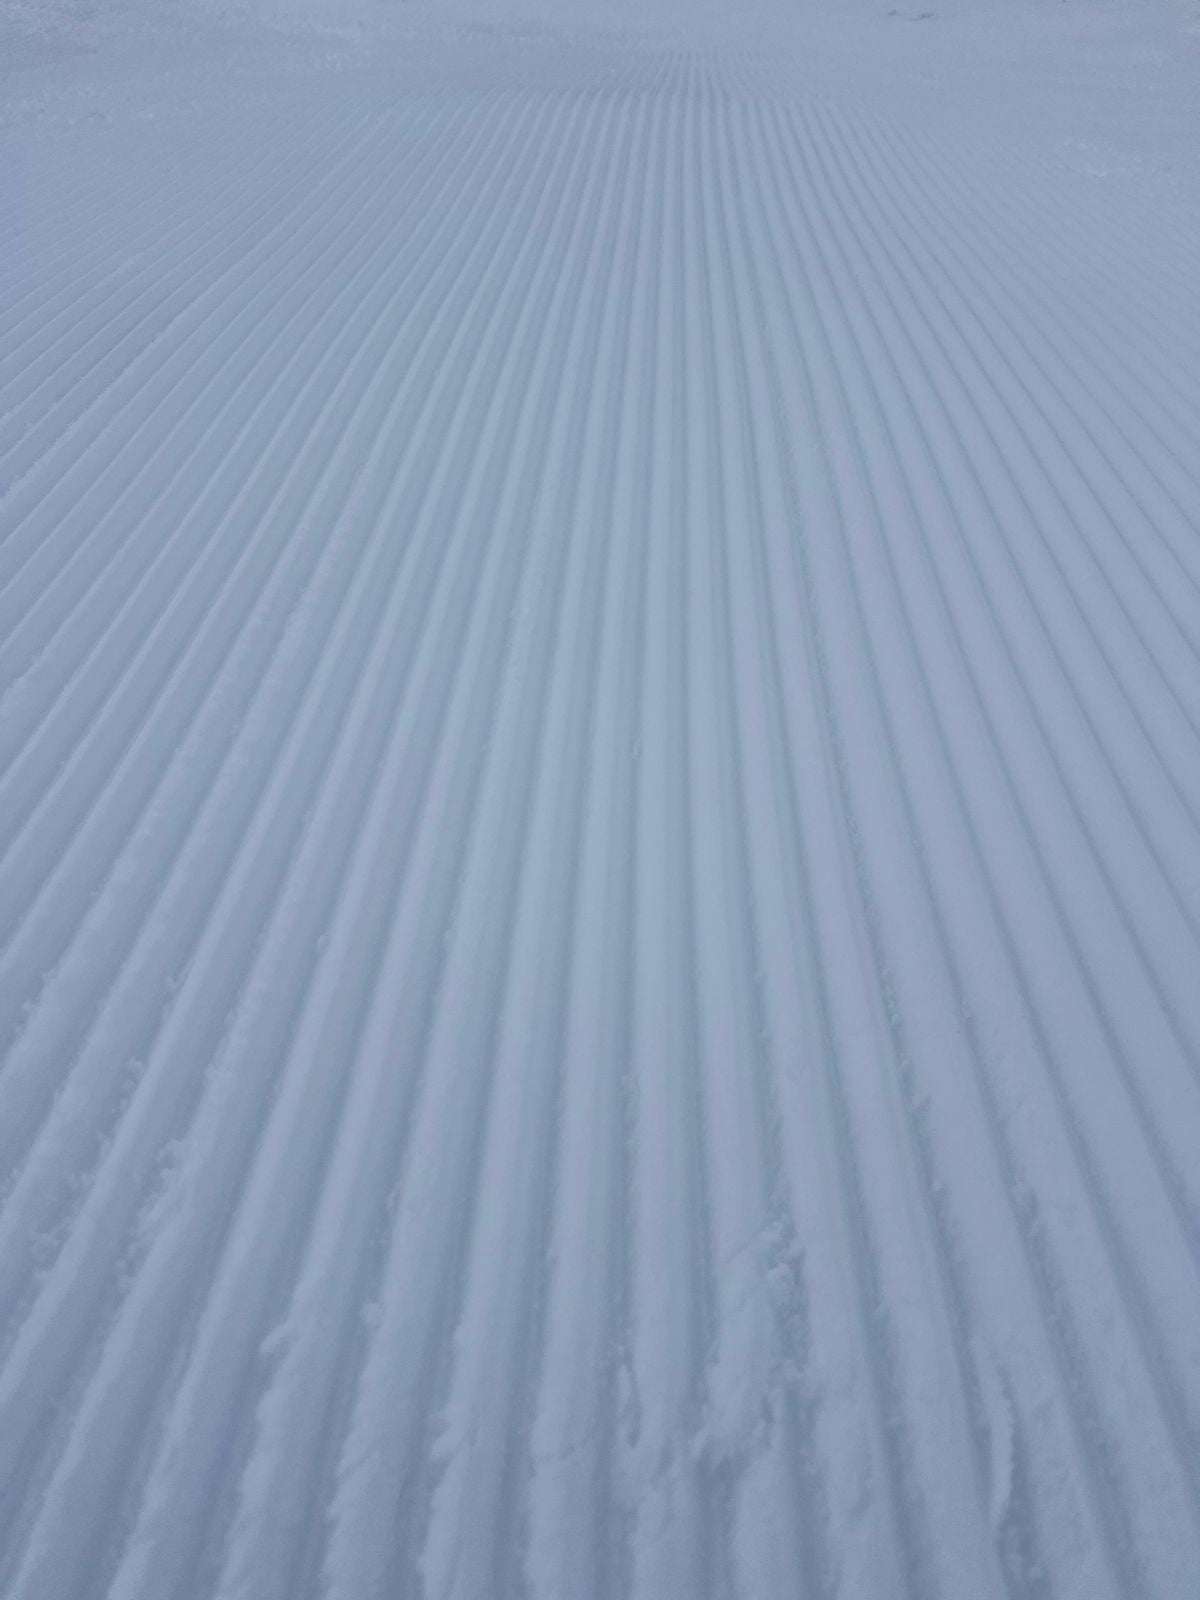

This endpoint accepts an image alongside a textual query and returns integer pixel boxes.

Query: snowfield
[2,0,1200,1595]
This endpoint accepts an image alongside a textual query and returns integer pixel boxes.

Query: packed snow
[2,0,1200,1594]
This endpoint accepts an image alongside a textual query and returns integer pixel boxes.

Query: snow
[2,0,1200,1594]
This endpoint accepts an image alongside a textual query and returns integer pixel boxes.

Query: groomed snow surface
[3,1,1200,1596]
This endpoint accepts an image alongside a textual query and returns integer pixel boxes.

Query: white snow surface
[3,0,1200,1594]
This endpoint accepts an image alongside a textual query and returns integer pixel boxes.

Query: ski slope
[3,4,1200,1596]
